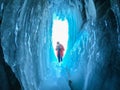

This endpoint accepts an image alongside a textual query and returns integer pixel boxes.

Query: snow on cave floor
[39,62,71,90]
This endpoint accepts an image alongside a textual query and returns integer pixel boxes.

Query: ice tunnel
[0,0,120,90]
[52,14,68,58]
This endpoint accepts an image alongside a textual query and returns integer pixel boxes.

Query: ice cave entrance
[52,17,68,58]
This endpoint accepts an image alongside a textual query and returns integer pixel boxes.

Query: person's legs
[58,51,61,63]
[58,55,60,63]
[60,57,62,62]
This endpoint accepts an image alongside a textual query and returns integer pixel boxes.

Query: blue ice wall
[0,0,120,90]
[1,0,53,89]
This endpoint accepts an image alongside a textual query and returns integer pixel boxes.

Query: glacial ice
[0,0,120,90]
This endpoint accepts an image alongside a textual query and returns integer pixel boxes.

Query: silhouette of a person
[56,42,64,63]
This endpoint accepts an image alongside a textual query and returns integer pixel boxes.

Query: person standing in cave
[56,42,64,63]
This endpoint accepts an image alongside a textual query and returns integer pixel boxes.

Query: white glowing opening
[52,18,68,57]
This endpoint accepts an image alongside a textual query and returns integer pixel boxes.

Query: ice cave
[0,0,120,90]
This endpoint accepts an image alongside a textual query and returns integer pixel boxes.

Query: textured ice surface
[1,0,120,90]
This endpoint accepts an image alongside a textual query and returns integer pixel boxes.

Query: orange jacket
[60,44,64,57]
[56,44,64,57]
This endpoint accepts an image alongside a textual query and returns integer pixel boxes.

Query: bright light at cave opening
[52,18,68,58]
